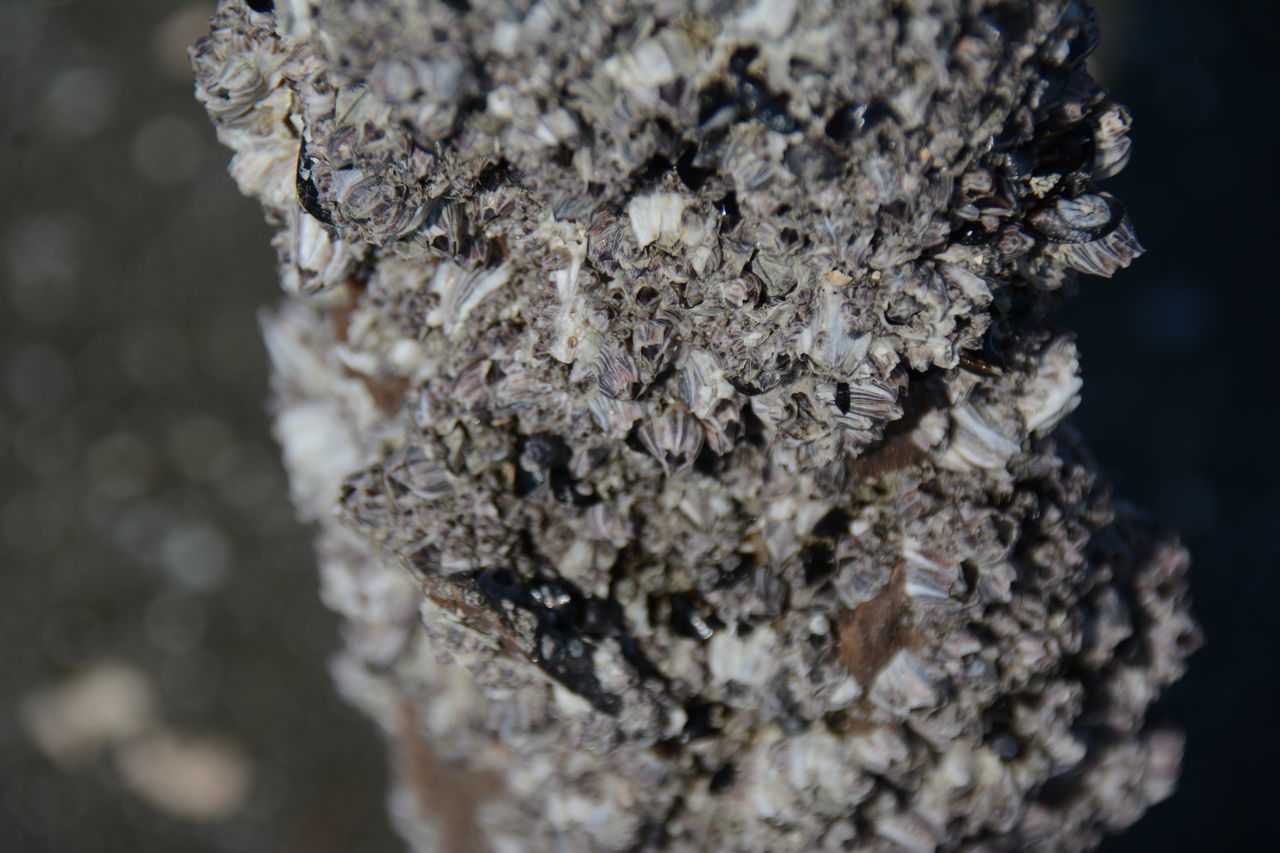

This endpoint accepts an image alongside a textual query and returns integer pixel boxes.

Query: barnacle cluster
[194,1,1197,850]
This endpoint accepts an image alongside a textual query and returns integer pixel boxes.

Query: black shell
[1025,193,1125,244]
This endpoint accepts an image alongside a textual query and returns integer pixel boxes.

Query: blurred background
[0,0,1271,851]
[0,0,399,850]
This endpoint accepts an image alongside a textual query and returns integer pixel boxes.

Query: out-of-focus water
[0,2,398,850]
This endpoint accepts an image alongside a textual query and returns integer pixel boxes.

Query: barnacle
[194,0,1196,850]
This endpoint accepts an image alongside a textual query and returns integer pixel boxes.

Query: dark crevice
[717,191,741,231]
[676,145,713,191]
[295,143,333,225]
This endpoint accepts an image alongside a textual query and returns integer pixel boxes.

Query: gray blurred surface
[0,1,398,850]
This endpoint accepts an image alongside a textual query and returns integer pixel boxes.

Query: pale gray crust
[192,1,1198,850]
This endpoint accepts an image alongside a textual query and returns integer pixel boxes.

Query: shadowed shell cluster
[194,1,1197,851]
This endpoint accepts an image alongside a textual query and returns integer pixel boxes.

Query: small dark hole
[513,466,539,497]
[624,424,649,456]
[882,200,908,220]
[709,763,736,793]
[713,558,752,590]
[476,160,512,191]
[697,81,737,126]
[669,593,720,640]
[824,103,863,141]
[1036,770,1083,805]
[835,381,851,414]
[801,543,835,585]
[676,146,713,191]
[637,153,673,183]
[952,222,995,246]
[682,700,724,740]
[810,507,852,540]
[981,5,1033,41]
[523,432,571,469]
[729,47,760,75]
[861,99,893,130]
[692,444,723,476]
[717,192,741,231]
[739,403,766,444]
[960,560,980,600]
[295,149,333,225]
[246,0,274,12]
[552,144,575,168]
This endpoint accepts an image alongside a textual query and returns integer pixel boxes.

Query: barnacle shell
[194,1,1196,851]
[1018,337,1084,434]
[278,208,363,299]
[677,349,733,421]
[1027,193,1125,244]
[1054,216,1146,278]
[192,51,273,121]
[1092,102,1134,180]
[594,347,642,401]
[938,404,1021,472]
[381,444,452,504]
[637,405,704,475]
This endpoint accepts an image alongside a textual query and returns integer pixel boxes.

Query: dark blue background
[1078,1,1280,849]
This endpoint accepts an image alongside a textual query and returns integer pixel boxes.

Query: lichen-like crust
[194,1,1198,850]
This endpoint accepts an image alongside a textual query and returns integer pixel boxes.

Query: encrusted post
[193,1,1198,850]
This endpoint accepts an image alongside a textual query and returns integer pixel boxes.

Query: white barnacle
[382,444,452,504]
[637,405,704,475]
[587,394,644,440]
[676,349,734,421]
[700,398,744,456]
[1055,216,1145,278]
[795,276,871,376]
[868,649,942,715]
[1016,337,1083,434]
[602,36,679,107]
[873,811,943,853]
[283,207,363,299]
[901,542,965,606]
[424,260,513,338]
[1092,101,1133,180]
[627,192,690,251]
[593,346,642,400]
[937,404,1020,472]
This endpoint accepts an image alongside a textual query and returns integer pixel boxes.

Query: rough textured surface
[192,1,1198,850]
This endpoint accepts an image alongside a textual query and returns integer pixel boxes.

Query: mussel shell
[1068,2,1102,64]
[1025,192,1125,244]
[1091,102,1133,180]
[296,145,334,225]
